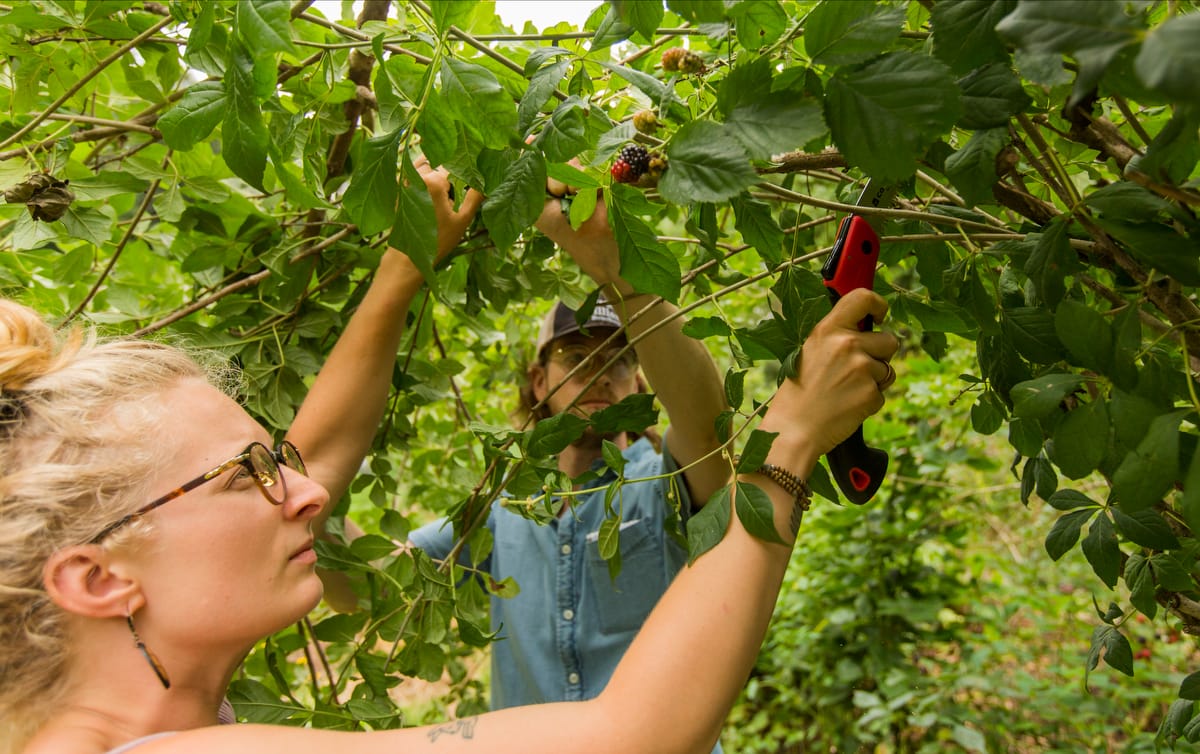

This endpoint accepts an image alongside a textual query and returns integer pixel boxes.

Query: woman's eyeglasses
[547,344,638,381]
[89,441,306,544]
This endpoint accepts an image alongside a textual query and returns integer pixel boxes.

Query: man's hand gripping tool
[819,180,895,504]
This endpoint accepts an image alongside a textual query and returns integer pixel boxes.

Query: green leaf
[956,63,1032,129]
[235,0,295,55]
[388,157,439,289]
[481,150,546,253]
[534,99,588,163]
[1087,624,1134,676]
[735,480,786,544]
[1091,217,1200,286]
[1127,105,1200,184]
[1045,507,1096,560]
[1009,417,1044,457]
[683,316,733,340]
[1054,299,1113,374]
[1112,508,1181,550]
[1002,306,1064,364]
[518,59,570,133]
[526,412,589,457]
[667,0,726,24]
[590,393,659,435]
[607,184,682,302]
[60,206,111,248]
[1125,554,1157,618]
[158,81,226,150]
[995,0,1140,55]
[312,612,369,642]
[944,127,1006,207]
[613,0,663,39]
[1181,672,1200,701]
[222,43,269,191]
[688,485,732,563]
[342,128,401,236]
[1084,181,1177,220]
[415,88,457,169]
[1151,553,1195,592]
[732,195,784,264]
[601,439,626,476]
[1112,410,1186,513]
[349,533,399,562]
[597,61,685,119]
[1051,398,1108,480]
[738,429,778,472]
[228,679,303,724]
[591,5,635,47]
[1081,512,1120,588]
[1046,488,1100,511]
[931,0,1018,74]
[430,0,474,34]
[826,52,962,183]
[659,120,757,205]
[1011,373,1082,420]
[804,0,905,67]
[724,368,746,410]
[440,58,518,150]
[970,391,1004,435]
[1182,440,1200,536]
[1137,14,1200,103]
[727,0,788,49]
[724,92,827,161]
[1024,219,1078,308]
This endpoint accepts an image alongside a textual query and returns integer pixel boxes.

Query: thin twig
[65,172,164,324]
[130,270,271,338]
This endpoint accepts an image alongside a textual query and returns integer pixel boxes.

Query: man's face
[530,329,640,423]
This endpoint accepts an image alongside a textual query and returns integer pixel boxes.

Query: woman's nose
[282,468,329,521]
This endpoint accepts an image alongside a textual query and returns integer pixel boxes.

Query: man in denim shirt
[410,194,728,751]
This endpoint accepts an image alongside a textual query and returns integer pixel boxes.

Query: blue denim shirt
[410,435,723,754]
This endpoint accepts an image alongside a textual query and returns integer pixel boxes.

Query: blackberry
[610,160,638,184]
[618,144,650,175]
[612,145,666,187]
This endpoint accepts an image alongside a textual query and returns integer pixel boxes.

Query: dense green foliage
[3,0,1200,749]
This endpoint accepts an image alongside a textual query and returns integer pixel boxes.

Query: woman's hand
[758,288,899,464]
[413,154,484,263]
[535,194,622,288]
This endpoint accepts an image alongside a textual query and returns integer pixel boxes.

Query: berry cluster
[611,144,651,184]
[661,47,705,74]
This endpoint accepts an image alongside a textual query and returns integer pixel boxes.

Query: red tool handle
[820,215,887,504]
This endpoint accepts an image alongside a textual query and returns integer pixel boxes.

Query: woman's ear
[636,374,648,394]
[43,545,141,619]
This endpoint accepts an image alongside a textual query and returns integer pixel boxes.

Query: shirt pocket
[585,519,669,636]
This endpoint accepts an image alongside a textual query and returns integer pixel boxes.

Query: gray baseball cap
[535,298,624,356]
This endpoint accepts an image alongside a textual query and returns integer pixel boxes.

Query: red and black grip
[820,215,887,504]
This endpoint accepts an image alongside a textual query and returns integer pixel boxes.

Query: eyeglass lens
[555,346,636,378]
[248,442,306,504]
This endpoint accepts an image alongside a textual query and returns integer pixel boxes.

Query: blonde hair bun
[0,300,78,392]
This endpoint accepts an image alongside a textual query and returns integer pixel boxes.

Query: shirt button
[561,543,571,555]
[568,672,580,684]
[563,608,575,621]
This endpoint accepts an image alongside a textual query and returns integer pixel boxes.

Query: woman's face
[128,378,329,650]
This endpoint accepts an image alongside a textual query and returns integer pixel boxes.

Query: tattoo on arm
[427,717,478,743]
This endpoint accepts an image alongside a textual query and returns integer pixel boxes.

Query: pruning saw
[819,178,896,504]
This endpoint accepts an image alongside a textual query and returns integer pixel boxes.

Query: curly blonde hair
[0,299,225,752]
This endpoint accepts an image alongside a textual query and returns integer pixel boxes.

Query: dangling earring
[126,610,171,689]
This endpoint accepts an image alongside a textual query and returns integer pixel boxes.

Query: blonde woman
[1,241,896,752]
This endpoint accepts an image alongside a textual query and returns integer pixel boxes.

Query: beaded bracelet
[736,458,812,539]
